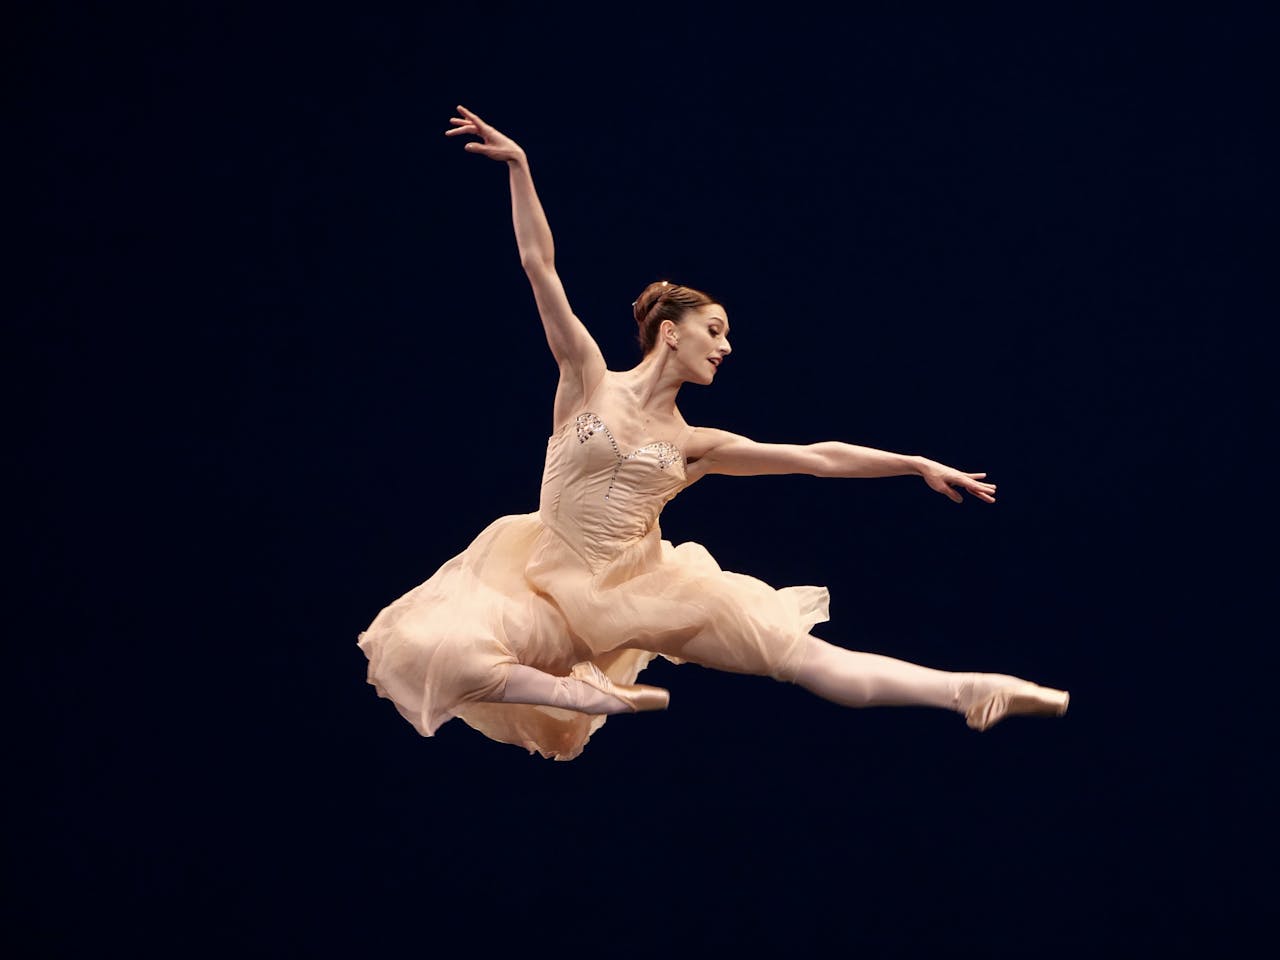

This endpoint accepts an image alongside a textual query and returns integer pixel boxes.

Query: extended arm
[687,429,997,503]
[447,106,605,391]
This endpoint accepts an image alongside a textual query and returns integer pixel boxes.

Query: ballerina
[356,105,1068,760]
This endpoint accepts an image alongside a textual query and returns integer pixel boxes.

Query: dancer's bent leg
[493,663,668,715]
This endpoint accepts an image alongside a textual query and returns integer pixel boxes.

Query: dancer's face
[666,304,732,385]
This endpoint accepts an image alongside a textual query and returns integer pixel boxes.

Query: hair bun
[632,281,671,327]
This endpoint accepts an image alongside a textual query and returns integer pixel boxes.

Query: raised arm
[686,429,997,503]
[446,106,605,411]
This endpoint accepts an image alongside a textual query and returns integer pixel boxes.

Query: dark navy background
[13,4,1267,955]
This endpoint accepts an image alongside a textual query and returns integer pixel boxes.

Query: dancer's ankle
[951,672,1024,715]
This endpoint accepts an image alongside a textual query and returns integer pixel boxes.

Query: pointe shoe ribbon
[569,662,670,713]
[966,682,1069,732]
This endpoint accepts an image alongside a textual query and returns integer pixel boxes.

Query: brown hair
[632,281,719,354]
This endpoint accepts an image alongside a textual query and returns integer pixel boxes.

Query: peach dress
[357,406,830,760]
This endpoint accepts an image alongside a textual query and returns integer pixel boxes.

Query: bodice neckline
[555,411,688,466]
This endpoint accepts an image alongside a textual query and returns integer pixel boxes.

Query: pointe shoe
[965,682,1069,732]
[569,662,670,713]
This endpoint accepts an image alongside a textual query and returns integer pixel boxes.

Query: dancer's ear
[660,319,680,347]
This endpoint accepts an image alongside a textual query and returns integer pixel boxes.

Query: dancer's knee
[449,653,514,704]
[788,636,842,685]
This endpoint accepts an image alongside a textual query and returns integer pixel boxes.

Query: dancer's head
[633,281,732,383]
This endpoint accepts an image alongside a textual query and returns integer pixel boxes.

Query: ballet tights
[495,639,1028,718]
[790,636,1024,716]
[498,663,632,714]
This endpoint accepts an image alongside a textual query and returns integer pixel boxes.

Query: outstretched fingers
[960,474,997,503]
[456,104,486,127]
[444,105,524,163]
[446,104,486,135]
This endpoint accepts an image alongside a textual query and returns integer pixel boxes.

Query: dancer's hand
[919,460,997,504]
[446,105,526,163]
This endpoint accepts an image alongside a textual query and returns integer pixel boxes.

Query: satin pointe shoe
[569,662,670,713]
[965,682,1069,732]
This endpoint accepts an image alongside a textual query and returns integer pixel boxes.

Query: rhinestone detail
[574,411,684,500]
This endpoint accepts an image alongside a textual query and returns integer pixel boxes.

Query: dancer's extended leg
[791,636,1068,730]
[494,663,669,715]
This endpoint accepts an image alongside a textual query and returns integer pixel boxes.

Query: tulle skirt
[357,512,829,760]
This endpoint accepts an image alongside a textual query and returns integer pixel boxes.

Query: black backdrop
[13,4,1269,955]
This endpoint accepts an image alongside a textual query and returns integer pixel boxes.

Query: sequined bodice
[538,412,688,569]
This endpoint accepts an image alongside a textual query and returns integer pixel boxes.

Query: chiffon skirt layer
[357,512,830,760]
